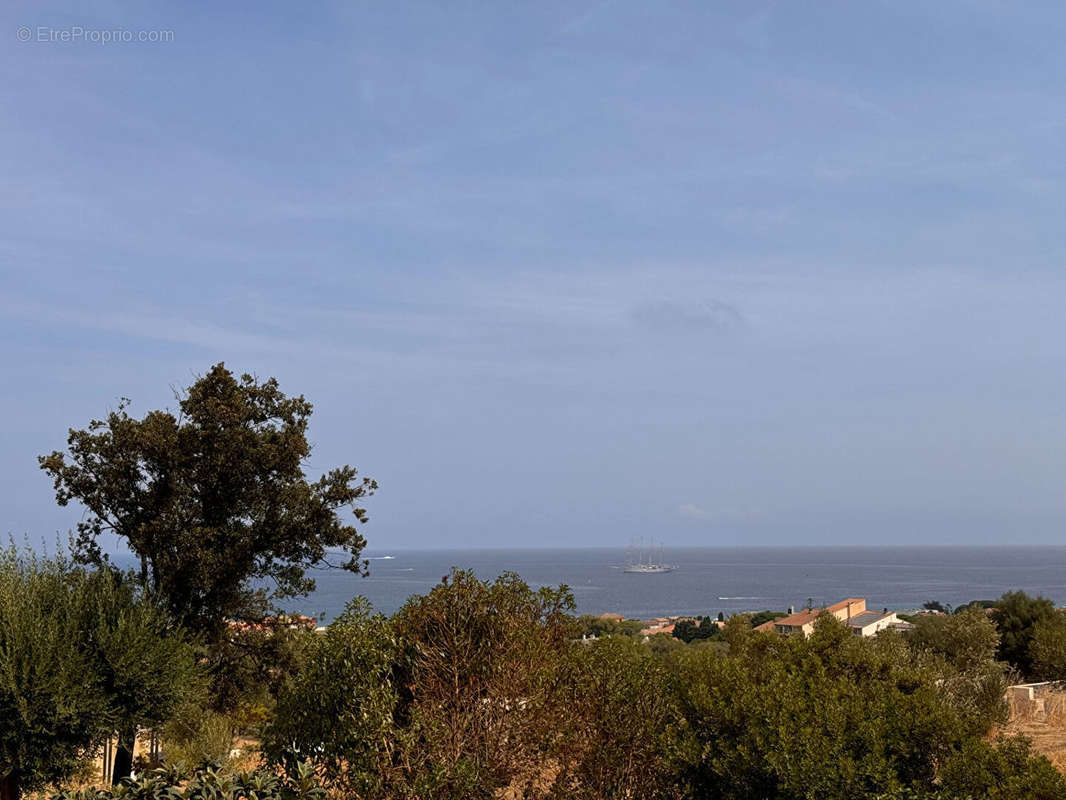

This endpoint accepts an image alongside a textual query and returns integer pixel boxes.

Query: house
[639,615,696,637]
[639,617,675,636]
[641,622,676,637]
[754,598,901,638]
[844,609,902,636]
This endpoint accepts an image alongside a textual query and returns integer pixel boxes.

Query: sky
[3,1,1066,549]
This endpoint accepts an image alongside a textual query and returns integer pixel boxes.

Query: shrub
[938,736,1066,800]
[262,599,398,798]
[551,636,689,799]
[49,762,325,800]
[992,591,1057,677]
[676,616,974,800]
[391,569,575,800]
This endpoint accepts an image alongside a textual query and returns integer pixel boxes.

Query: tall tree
[39,363,376,638]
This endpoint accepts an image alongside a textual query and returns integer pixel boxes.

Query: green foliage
[991,590,1057,676]
[575,614,643,639]
[391,569,575,800]
[619,618,645,637]
[673,616,722,644]
[161,622,306,771]
[905,608,1007,732]
[938,736,1066,799]
[262,600,398,798]
[552,636,689,800]
[675,616,985,800]
[0,549,200,798]
[82,569,204,730]
[263,571,577,800]
[748,610,787,628]
[718,613,755,650]
[672,619,698,642]
[1030,611,1066,681]
[39,363,376,639]
[48,761,326,800]
[205,616,314,717]
[906,608,999,675]
[82,567,204,781]
[953,600,997,614]
[159,706,239,768]
[0,549,109,798]
[203,578,1066,800]
[647,631,687,657]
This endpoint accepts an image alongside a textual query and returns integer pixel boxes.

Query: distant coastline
[265,545,1066,624]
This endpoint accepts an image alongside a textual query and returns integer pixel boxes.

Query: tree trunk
[0,772,20,800]
[112,728,136,784]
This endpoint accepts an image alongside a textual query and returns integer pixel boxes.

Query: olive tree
[0,550,107,800]
[0,549,199,799]
[82,569,202,783]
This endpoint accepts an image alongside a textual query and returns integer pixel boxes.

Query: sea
[275,546,1066,624]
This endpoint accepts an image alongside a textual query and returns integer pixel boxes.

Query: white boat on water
[624,538,675,573]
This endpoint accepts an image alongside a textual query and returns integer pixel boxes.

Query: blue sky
[3,1,1066,549]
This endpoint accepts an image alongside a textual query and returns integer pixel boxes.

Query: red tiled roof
[756,599,867,633]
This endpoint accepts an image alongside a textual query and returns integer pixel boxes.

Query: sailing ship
[623,537,675,573]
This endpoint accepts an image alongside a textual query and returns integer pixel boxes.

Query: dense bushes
[262,600,398,797]
[679,618,996,799]
[992,591,1058,677]
[937,736,1066,800]
[13,562,1066,800]
[259,576,1066,800]
[391,570,575,800]
[551,636,689,800]
[955,589,1066,682]
[267,570,576,800]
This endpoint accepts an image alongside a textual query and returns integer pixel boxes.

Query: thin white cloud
[679,504,766,524]
[679,503,713,521]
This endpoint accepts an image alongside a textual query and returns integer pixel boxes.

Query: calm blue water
[277,546,1066,623]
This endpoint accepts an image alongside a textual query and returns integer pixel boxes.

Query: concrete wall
[1007,682,1066,723]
